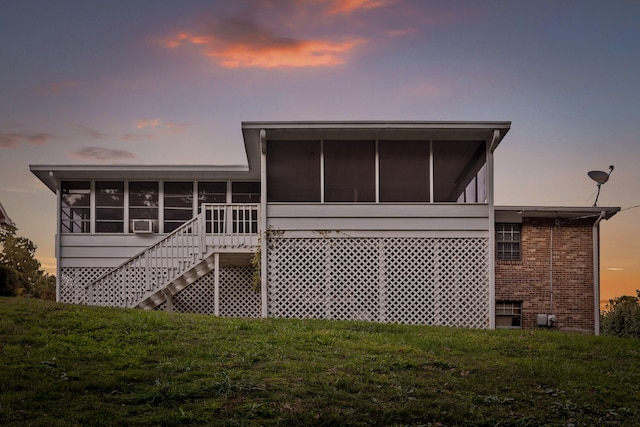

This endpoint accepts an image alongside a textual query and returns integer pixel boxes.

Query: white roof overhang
[29,164,252,193]
[242,120,511,151]
[495,206,620,222]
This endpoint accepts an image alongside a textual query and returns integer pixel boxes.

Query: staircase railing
[82,204,259,308]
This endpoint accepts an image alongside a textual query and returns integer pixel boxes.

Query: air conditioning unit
[537,313,557,327]
[132,219,153,234]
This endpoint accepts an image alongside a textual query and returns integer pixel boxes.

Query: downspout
[260,129,268,318]
[549,221,554,315]
[488,129,500,329]
[54,172,61,303]
[593,211,606,335]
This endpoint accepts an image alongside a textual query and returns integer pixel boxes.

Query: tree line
[0,224,55,299]
[600,291,640,338]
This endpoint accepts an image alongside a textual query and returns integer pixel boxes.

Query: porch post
[260,129,268,318]
[214,252,220,316]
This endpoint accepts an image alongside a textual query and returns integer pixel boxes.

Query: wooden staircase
[82,204,259,310]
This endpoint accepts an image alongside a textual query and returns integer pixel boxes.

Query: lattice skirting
[267,237,490,328]
[60,266,260,317]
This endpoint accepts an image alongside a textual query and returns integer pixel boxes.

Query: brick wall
[495,217,596,333]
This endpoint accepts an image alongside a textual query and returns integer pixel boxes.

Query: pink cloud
[163,122,191,134]
[162,17,366,68]
[135,118,162,130]
[327,0,393,15]
[0,133,54,148]
[133,119,191,134]
[71,147,136,161]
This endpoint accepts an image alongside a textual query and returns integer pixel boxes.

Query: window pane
[164,209,193,221]
[198,182,227,206]
[95,181,124,233]
[232,182,260,203]
[267,140,320,202]
[96,208,124,221]
[164,182,194,232]
[497,223,521,261]
[379,140,430,202]
[324,140,375,202]
[433,141,486,203]
[60,181,90,233]
[129,182,158,232]
[496,301,522,328]
[129,182,158,206]
[96,222,124,233]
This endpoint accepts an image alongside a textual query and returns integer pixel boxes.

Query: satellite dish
[588,165,614,206]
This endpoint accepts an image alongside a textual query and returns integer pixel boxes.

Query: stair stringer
[135,251,217,311]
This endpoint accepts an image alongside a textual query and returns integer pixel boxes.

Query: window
[232,182,260,203]
[60,181,90,233]
[496,301,522,328]
[164,182,194,233]
[433,140,486,203]
[197,182,227,209]
[267,140,320,202]
[198,181,227,234]
[129,181,159,233]
[496,223,521,261]
[324,140,375,202]
[379,140,430,202]
[95,181,124,233]
[232,182,259,233]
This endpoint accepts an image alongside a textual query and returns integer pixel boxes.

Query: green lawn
[1,297,639,426]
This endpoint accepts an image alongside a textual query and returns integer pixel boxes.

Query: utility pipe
[593,211,606,335]
[549,222,554,315]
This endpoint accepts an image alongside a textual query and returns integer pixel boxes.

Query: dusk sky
[1,0,638,302]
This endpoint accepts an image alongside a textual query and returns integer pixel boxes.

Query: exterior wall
[267,236,490,327]
[58,234,167,268]
[495,218,595,333]
[265,203,493,327]
[267,203,490,237]
[60,266,259,317]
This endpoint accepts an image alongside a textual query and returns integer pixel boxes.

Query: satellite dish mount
[588,165,614,207]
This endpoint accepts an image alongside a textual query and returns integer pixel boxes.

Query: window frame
[496,223,522,261]
[60,181,91,234]
[95,181,125,233]
[495,301,523,329]
[128,181,160,233]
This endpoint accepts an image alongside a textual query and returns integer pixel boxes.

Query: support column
[214,252,220,316]
[260,129,269,318]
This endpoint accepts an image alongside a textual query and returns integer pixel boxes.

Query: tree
[600,291,640,338]
[0,224,55,299]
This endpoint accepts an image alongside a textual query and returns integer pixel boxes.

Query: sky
[1,0,639,303]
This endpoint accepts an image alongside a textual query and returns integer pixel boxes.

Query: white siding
[266,203,490,237]
[58,234,166,268]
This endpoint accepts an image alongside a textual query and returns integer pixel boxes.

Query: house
[30,121,619,334]
[0,202,14,228]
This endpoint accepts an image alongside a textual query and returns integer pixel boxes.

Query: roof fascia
[30,164,253,193]
[495,206,620,220]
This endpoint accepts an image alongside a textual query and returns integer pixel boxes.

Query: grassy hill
[1,297,639,426]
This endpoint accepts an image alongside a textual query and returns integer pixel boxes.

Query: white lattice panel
[61,264,259,317]
[328,239,381,322]
[267,237,490,328]
[267,238,329,319]
[165,266,259,317]
[59,267,110,304]
[219,267,260,317]
[382,238,439,324]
